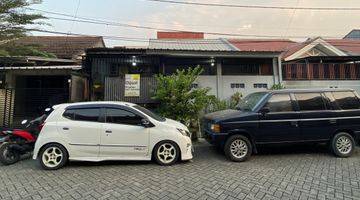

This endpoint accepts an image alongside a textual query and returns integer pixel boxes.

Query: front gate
[104,76,157,104]
[0,88,14,128]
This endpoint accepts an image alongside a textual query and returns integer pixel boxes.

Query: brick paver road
[1,140,360,200]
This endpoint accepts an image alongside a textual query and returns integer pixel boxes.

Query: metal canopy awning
[86,47,281,58]
[0,65,82,70]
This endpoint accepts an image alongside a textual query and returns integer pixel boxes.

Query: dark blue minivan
[203,89,360,162]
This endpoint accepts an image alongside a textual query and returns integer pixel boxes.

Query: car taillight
[38,123,45,131]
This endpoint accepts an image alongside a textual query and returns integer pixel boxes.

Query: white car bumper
[180,136,193,161]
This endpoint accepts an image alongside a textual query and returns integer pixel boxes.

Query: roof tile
[326,39,360,55]
[14,36,105,59]
[227,39,298,52]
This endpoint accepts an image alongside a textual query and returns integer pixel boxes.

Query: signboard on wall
[125,74,140,97]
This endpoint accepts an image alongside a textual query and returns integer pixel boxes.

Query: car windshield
[133,105,166,122]
[236,92,268,111]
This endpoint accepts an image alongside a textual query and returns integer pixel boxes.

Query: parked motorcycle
[0,108,52,165]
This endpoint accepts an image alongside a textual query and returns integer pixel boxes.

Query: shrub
[205,92,243,113]
[271,83,285,90]
[152,66,211,126]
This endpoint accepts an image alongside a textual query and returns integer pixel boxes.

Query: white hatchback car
[33,102,193,170]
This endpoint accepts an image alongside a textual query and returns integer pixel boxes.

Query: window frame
[62,104,150,124]
[62,107,102,122]
[293,92,330,112]
[330,91,360,110]
[222,63,261,75]
[262,93,295,113]
[103,107,145,126]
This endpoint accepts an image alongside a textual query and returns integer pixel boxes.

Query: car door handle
[329,119,337,124]
[290,121,298,127]
[105,130,112,133]
[63,127,69,130]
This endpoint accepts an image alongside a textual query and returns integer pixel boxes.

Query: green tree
[0,0,50,57]
[153,67,211,126]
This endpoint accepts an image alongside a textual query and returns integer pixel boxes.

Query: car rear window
[295,93,326,111]
[63,108,100,122]
[332,91,360,110]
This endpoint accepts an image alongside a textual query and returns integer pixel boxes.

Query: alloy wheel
[157,143,176,164]
[42,147,63,168]
[336,136,352,155]
[230,139,248,159]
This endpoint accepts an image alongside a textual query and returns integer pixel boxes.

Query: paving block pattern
[0,141,360,200]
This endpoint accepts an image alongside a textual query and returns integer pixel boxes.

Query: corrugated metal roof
[148,39,237,51]
[0,65,82,70]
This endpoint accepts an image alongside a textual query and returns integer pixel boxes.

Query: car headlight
[177,128,191,137]
[210,124,221,133]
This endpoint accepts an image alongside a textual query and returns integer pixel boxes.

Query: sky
[29,0,360,47]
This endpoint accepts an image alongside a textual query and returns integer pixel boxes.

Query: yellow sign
[125,74,140,97]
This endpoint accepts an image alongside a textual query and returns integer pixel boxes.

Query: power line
[26,28,150,42]
[67,0,81,33]
[283,0,300,37]
[46,16,346,39]
[145,0,360,11]
[65,0,82,53]
[28,8,355,39]
[25,8,353,32]
[27,8,347,39]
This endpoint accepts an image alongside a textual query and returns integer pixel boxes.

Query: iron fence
[105,76,158,104]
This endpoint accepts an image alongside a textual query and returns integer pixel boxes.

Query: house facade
[282,37,360,92]
[84,32,360,106]
[84,33,288,104]
[0,36,105,127]
[3,32,360,127]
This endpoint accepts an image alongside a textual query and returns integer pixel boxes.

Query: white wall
[196,75,274,100]
[221,76,274,99]
[283,80,360,94]
[196,76,217,96]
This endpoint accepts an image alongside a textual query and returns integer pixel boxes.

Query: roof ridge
[227,38,297,42]
[220,38,239,51]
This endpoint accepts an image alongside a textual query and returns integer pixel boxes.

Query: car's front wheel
[224,135,252,162]
[153,141,179,166]
[331,132,355,158]
[39,144,68,170]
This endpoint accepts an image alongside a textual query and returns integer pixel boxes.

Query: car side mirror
[259,107,270,115]
[141,119,153,128]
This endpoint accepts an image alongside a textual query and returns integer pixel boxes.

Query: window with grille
[230,83,245,89]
